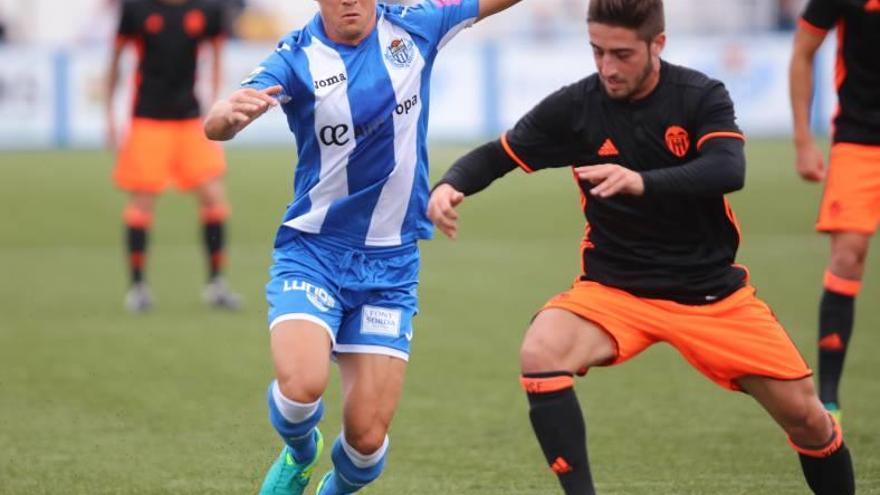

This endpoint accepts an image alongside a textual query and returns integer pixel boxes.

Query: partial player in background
[204,0,525,493]
[431,0,855,493]
[789,0,880,420]
[108,0,241,312]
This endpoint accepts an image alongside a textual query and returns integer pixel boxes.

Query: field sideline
[0,140,877,494]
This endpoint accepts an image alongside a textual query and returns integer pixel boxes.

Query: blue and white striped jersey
[243,0,479,248]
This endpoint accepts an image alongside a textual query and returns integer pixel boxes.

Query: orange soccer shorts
[114,118,226,193]
[542,281,812,391]
[816,142,880,234]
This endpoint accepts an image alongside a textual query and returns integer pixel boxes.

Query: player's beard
[605,56,655,102]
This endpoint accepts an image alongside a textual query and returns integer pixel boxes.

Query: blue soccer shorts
[266,232,419,361]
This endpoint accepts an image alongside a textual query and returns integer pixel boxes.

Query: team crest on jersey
[184,9,206,37]
[664,125,690,158]
[144,13,165,34]
[385,38,415,68]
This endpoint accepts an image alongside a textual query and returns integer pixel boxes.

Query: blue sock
[320,435,387,494]
[266,382,324,463]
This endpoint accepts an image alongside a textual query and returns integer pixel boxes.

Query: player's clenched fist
[427,183,465,240]
[794,140,826,182]
[204,85,283,141]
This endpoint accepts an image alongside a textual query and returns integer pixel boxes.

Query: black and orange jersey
[800,0,880,145]
[489,61,747,304]
[117,0,225,120]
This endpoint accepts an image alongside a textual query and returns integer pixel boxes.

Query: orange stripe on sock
[123,207,153,228]
[520,374,574,394]
[201,204,230,223]
[130,252,145,269]
[818,333,845,352]
[550,456,573,474]
[823,270,862,296]
[211,252,225,268]
[789,414,844,458]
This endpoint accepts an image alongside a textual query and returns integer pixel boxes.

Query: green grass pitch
[0,140,877,494]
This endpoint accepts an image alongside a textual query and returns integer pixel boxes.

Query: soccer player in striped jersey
[429,0,855,493]
[204,0,523,493]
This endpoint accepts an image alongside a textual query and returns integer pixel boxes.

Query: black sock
[818,290,855,406]
[126,225,148,284]
[799,442,855,495]
[523,372,595,495]
[202,221,225,281]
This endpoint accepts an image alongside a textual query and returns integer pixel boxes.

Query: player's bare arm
[477,0,522,21]
[575,163,645,198]
[209,36,225,104]
[204,85,282,141]
[789,25,827,182]
[105,38,127,149]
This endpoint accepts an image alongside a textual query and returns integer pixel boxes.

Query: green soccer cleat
[258,429,324,495]
[824,402,842,425]
[314,471,335,495]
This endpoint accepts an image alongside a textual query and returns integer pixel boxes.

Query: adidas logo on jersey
[598,138,619,156]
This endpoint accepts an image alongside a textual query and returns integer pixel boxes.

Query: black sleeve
[641,138,745,197]
[693,81,743,145]
[502,84,580,173]
[435,140,518,196]
[117,1,137,38]
[641,82,746,196]
[205,2,227,39]
[801,0,842,32]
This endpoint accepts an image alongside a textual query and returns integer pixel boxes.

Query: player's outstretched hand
[427,183,465,240]
[204,85,283,141]
[794,140,826,182]
[575,164,645,198]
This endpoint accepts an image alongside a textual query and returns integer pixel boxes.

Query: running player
[429,0,856,493]
[203,0,523,493]
[789,0,880,420]
[108,0,241,312]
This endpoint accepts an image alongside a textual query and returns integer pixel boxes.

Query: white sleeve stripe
[367,19,426,246]
[291,37,353,234]
[437,17,475,51]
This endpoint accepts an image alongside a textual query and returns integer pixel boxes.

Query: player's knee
[276,374,324,404]
[830,244,868,277]
[345,426,388,455]
[519,336,563,373]
[197,180,226,204]
[128,192,157,212]
[830,252,865,276]
[781,402,831,444]
[200,202,230,223]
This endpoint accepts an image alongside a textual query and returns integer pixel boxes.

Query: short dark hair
[587,0,665,41]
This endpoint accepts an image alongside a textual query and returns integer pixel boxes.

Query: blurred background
[3,1,877,494]
[0,0,834,149]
